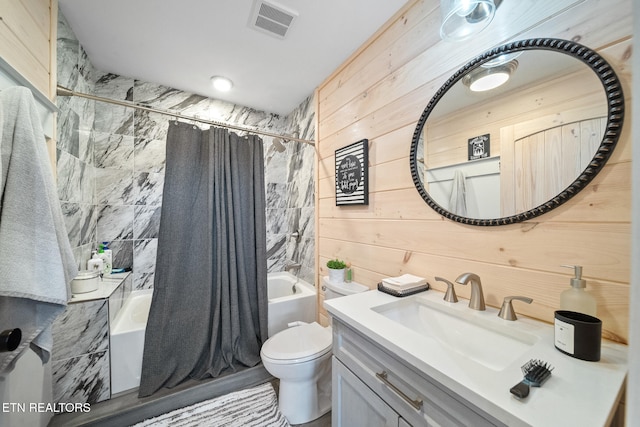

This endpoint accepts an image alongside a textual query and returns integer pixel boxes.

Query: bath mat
[131,383,290,427]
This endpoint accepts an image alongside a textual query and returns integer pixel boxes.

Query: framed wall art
[468,133,490,161]
[335,139,368,206]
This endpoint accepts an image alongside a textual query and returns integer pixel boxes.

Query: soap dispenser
[87,250,104,273]
[559,265,597,316]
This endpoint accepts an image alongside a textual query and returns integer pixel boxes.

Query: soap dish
[377,282,429,297]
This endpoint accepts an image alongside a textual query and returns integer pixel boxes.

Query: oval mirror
[410,38,624,226]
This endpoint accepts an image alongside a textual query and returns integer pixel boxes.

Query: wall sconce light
[462,59,518,92]
[440,0,499,42]
[211,76,233,92]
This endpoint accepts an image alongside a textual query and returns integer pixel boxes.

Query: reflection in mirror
[411,39,624,226]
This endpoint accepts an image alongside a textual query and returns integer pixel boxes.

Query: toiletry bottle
[103,242,113,275]
[87,250,104,272]
[559,265,597,316]
[102,242,113,269]
[345,262,352,283]
[98,243,113,275]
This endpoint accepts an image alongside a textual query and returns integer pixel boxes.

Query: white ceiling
[58,0,408,116]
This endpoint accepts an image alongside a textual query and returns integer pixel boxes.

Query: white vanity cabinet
[331,318,505,427]
[333,357,406,427]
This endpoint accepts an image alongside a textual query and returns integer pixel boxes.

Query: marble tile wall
[265,95,316,284]
[55,8,315,405]
[56,13,98,270]
[51,299,110,404]
[53,13,111,407]
[50,274,132,407]
[90,77,316,288]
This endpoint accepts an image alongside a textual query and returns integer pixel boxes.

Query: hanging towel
[0,86,77,373]
[449,169,467,216]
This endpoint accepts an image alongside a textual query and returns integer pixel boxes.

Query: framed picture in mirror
[468,134,490,161]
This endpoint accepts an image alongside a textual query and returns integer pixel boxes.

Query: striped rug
[131,383,290,427]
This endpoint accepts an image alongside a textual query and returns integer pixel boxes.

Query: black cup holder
[554,311,601,361]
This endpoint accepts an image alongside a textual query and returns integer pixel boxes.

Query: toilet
[260,276,368,424]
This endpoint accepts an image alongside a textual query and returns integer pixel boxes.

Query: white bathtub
[110,289,153,395]
[109,272,316,394]
[267,271,316,337]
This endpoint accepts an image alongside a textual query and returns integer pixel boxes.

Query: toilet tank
[323,276,368,300]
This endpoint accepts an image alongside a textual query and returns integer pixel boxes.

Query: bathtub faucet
[285,262,302,274]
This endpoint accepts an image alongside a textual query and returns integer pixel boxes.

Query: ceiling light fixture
[462,59,518,92]
[481,51,522,68]
[211,76,233,92]
[439,0,499,42]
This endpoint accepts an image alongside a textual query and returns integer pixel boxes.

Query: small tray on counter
[377,282,429,297]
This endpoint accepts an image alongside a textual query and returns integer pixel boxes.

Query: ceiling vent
[249,0,298,39]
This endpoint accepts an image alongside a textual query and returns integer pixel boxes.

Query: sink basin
[372,296,539,371]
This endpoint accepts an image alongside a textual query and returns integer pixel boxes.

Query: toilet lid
[261,322,332,363]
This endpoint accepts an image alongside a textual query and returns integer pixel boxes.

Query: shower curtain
[138,122,268,397]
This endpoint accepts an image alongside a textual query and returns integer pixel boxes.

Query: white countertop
[325,289,628,427]
[69,272,131,303]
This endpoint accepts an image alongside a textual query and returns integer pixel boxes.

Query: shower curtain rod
[56,85,316,146]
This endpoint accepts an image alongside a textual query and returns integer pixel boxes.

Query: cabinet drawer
[333,319,504,427]
[333,357,401,427]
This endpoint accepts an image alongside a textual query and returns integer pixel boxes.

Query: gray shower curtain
[138,121,268,397]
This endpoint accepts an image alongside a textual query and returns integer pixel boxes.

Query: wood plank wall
[0,0,57,171]
[316,0,632,344]
[0,0,56,98]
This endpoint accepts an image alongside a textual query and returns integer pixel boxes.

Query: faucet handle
[498,296,533,321]
[435,277,458,303]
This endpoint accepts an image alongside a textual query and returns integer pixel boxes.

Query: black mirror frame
[409,38,625,226]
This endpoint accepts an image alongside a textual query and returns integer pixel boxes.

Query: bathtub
[267,271,316,337]
[110,289,153,395]
[109,272,316,394]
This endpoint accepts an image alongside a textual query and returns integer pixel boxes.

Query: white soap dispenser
[87,250,104,273]
[559,265,597,316]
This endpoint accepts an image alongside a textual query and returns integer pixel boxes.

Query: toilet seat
[261,322,332,364]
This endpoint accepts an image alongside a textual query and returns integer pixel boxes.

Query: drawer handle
[375,371,423,411]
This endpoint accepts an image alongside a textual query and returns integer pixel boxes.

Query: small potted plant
[327,258,347,283]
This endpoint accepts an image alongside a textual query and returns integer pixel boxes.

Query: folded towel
[382,274,427,290]
[0,87,77,373]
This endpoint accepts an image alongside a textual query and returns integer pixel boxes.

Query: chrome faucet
[285,262,302,294]
[284,262,302,273]
[455,272,486,311]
